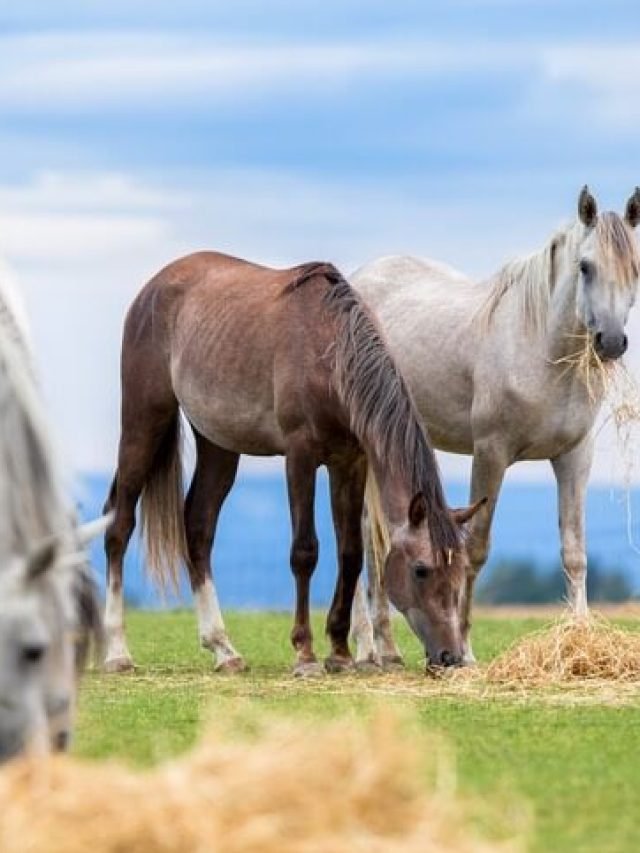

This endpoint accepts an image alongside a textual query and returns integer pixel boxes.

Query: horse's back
[352,255,472,302]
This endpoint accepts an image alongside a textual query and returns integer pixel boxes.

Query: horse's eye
[21,643,47,665]
[413,562,431,581]
[579,259,592,277]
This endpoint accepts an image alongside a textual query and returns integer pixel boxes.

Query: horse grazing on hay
[0,264,103,763]
[103,254,483,676]
[351,186,640,668]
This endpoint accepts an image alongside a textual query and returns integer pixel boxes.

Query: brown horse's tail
[364,470,391,586]
[139,412,188,592]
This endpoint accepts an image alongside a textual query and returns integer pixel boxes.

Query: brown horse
[103,253,482,676]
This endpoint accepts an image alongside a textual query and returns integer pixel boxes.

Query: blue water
[78,470,640,609]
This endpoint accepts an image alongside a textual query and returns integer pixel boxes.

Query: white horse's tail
[0,294,67,550]
[364,471,391,586]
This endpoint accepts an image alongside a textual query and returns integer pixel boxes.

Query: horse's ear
[408,492,427,528]
[578,185,598,227]
[25,537,59,582]
[76,511,114,547]
[450,497,487,525]
[624,187,640,229]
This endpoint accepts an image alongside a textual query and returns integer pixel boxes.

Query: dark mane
[281,261,342,294]
[285,263,460,558]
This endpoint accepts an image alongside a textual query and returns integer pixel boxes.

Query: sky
[1,0,640,487]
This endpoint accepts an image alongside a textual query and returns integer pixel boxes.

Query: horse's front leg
[551,434,594,618]
[285,438,323,677]
[463,439,508,664]
[326,455,367,673]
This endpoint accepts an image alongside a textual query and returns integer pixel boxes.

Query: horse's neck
[546,269,587,362]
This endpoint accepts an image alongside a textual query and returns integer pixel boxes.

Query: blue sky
[0,1,639,483]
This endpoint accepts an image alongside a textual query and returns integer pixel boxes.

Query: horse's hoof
[292,661,324,678]
[324,655,356,674]
[381,655,405,672]
[104,656,135,674]
[355,657,383,674]
[215,656,248,674]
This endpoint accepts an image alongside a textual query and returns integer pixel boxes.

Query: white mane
[0,264,70,557]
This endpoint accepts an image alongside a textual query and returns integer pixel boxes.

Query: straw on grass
[0,713,524,853]
[487,613,640,685]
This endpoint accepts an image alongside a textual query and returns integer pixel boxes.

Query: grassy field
[75,611,640,852]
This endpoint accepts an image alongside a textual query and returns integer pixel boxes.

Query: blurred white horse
[0,261,105,762]
[351,187,640,667]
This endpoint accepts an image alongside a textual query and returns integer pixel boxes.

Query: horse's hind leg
[103,400,178,672]
[367,537,405,670]
[551,435,593,618]
[463,440,508,664]
[351,576,379,670]
[325,455,368,673]
[184,430,245,672]
[351,522,402,671]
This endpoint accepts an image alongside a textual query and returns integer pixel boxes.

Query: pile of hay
[487,614,640,685]
[0,714,522,853]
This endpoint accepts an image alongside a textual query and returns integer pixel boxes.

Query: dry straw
[0,714,524,853]
[487,613,640,685]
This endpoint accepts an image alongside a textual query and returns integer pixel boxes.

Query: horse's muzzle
[595,331,628,361]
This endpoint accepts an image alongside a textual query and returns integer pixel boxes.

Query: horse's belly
[424,417,474,455]
[175,381,285,456]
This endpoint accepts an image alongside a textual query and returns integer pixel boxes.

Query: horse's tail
[139,412,188,592]
[364,470,390,586]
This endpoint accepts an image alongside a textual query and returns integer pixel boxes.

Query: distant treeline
[476,558,635,605]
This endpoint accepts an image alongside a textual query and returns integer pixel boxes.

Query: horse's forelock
[595,212,640,285]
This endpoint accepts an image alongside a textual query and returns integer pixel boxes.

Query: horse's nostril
[623,335,629,353]
[595,332,603,349]
[54,731,70,752]
[440,650,455,667]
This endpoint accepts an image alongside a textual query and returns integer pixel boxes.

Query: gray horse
[0,266,104,762]
[351,187,640,666]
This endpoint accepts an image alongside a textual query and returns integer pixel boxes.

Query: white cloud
[539,44,640,129]
[0,32,527,113]
[0,29,636,143]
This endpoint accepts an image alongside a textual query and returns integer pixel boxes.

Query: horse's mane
[285,262,460,558]
[0,282,69,556]
[476,213,639,335]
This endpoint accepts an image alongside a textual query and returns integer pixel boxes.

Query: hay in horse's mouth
[486,613,640,685]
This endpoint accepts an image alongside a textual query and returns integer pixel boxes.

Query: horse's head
[383,495,484,669]
[0,527,102,763]
[570,186,640,361]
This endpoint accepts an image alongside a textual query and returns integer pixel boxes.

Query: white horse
[0,264,105,762]
[351,187,640,667]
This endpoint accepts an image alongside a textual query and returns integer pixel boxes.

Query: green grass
[75,611,640,852]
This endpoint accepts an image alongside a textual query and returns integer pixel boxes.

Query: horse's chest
[501,386,596,460]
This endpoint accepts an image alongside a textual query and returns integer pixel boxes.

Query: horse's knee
[339,546,363,577]
[561,546,586,581]
[290,535,318,577]
[466,536,490,574]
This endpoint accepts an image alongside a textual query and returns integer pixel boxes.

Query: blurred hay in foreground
[487,613,640,685]
[0,714,524,853]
